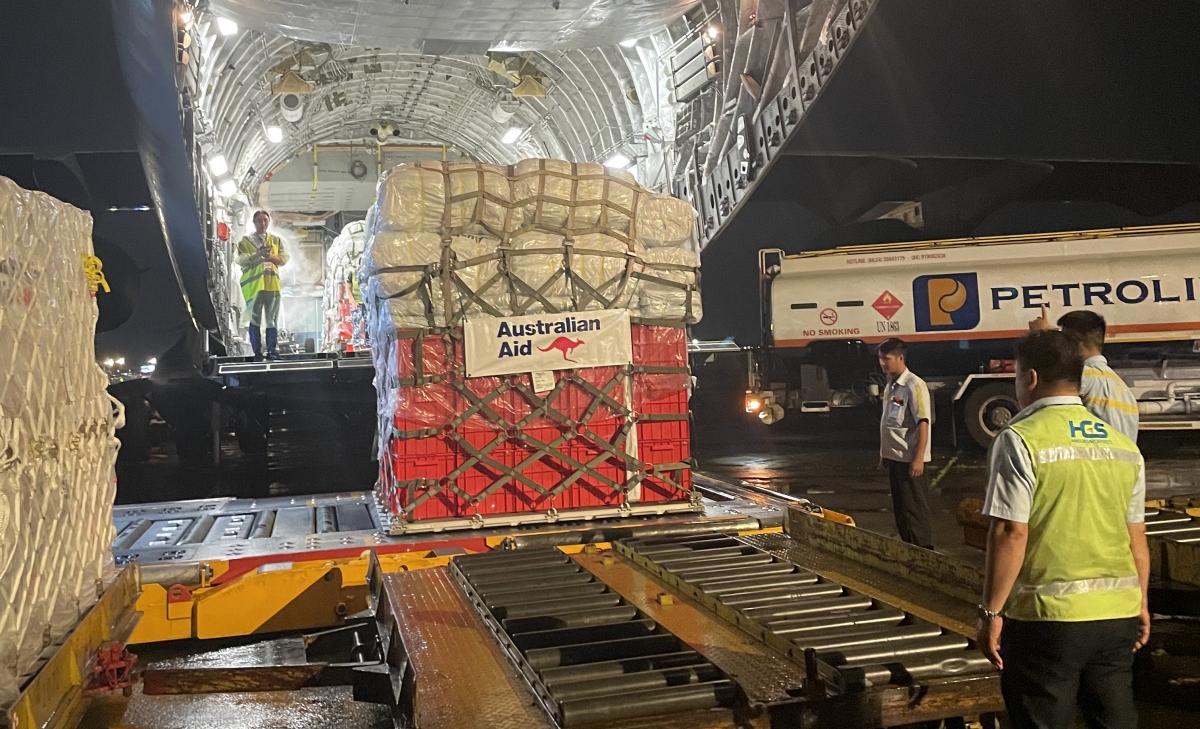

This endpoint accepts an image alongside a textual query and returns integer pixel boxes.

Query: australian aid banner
[464,310,634,377]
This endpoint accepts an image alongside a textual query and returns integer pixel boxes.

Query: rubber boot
[248,324,263,361]
[266,327,281,361]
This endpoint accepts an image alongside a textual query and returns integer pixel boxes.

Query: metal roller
[818,634,969,667]
[633,538,743,556]
[540,651,708,687]
[666,553,777,576]
[651,546,761,565]
[719,583,844,608]
[497,593,624,620]
[741,595,875,623]
[557,679,736,726]
[456,551,572,574]
[502,606,640,633]
[512,619,659,652]
[315,505,338,534]
[685,562,799,585]
[549,664,723,701]
[836,649,995,691]
[524,634,682,671]
[465,562,584,586]
[483,581,610,607]
[699,571,820,595]
[469,570,594,594]
[769,607,907,636]
[794,623,946,652]
[455,547,564,563]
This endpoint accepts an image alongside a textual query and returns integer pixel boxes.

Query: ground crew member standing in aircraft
[236,210,288,361]
[978,330,1150,729]
[1030,307,1139,441]
[876,338,934,549]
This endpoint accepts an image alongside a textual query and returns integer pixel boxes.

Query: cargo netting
[0,176,121,706]
[361,160,701,527]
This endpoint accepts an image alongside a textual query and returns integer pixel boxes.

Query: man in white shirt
[1030,307,1139,442]
[877,338,934,549]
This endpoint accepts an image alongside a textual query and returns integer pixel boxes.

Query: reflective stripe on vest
[1005,403,1143,622]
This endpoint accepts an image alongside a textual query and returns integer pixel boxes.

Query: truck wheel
[964,382,1019,448]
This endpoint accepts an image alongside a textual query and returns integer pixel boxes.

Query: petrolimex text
[991,278,1198,309]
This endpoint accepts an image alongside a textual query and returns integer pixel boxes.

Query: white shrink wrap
[447,236,507,317]
[509,232,571,314]
[635,194,697,248]
[0,176,119,708]
[573,233,637,310]
[513,160,638,235]
[362,158,702,337]
[637,246,703,323]
[376,165,445,232]
[321,220,369,351]
[378,162,518,236]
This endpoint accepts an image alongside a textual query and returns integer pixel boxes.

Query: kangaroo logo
[540,337,585,362]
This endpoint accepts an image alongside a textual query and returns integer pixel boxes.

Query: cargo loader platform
[56,484,1008,729]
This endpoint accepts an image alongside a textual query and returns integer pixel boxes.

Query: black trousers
[885,458,934,548]
[1001,618,1139,729]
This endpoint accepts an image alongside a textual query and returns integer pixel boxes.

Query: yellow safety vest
[238,233,284,303]
[1005,403,1143,621]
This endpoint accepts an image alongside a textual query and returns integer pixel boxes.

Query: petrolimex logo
[913,273,981,332]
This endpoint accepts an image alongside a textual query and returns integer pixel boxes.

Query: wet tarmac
[694,407,1200,565]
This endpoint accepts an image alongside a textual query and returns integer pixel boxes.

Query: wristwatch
[977,604,1002,621]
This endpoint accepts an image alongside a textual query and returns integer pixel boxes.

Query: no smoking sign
[819,308,838,326]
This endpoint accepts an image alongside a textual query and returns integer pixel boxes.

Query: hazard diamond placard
[872,291,903,320]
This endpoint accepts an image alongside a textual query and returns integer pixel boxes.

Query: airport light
[103,358,115,368]
[706,25,719,39]
[501,127,523,144]
[207,154,229,176]
[217,17,238,36]
[745,396,762,413]
[217,179,238,197]
[266,126,284,144]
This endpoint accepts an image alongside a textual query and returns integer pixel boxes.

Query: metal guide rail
[1145,507,1200,543]
[616,531,999,720]
[449,548,738,727]
[111,485,781,568]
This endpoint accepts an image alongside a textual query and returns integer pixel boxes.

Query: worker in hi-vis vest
[1030,306,1139,442]
[236,210,289,361]
[978,330,1150,729]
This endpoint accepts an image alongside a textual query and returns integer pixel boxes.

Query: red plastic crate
[379,323,692,523]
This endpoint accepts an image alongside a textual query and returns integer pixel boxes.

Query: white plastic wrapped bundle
[573,233,637,310]
[362,231,443,331]
[376,165,445,232]
[321,220,369,351]
[447,236,507,317]
[0,176,119,707]
[378,162,516,236]
[635,195,697,248]
[363,158,700,328]
[509,232,570,314]
[637,246,703,322]
[513,160,637,234]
